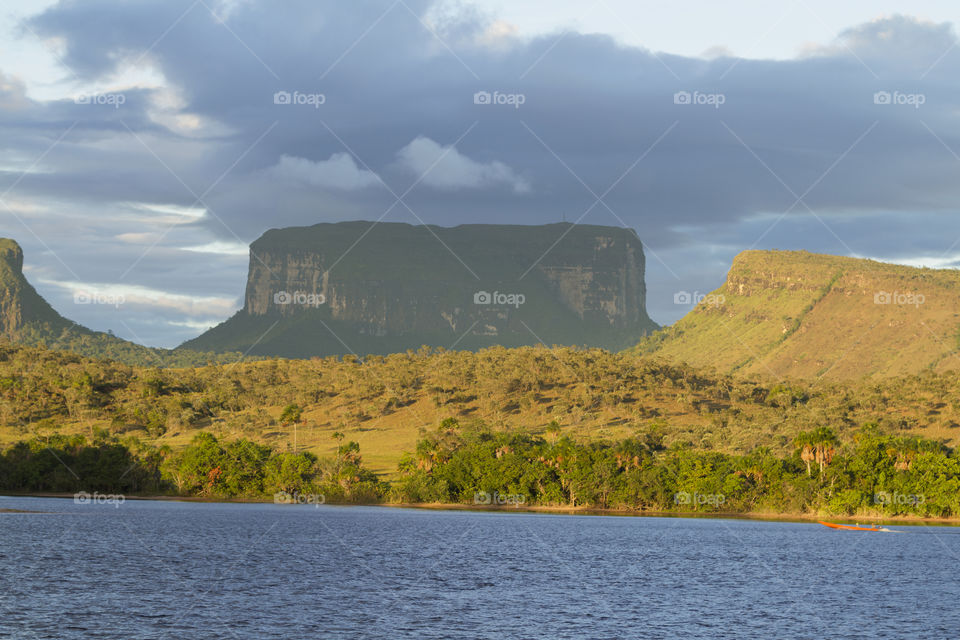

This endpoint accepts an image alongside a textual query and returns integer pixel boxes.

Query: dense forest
[0,430,387,504]
[3,421,959,518]
[395,420,960,517]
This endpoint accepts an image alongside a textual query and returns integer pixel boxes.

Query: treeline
[12,325,256,368]
[6,422,960,518]
[395,420,960,517]
[0,430,387,503]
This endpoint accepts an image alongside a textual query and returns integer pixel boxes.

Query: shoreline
[3,493,960,526]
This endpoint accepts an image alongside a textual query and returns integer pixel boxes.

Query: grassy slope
[4,342,960,479]
[635,250,960,379]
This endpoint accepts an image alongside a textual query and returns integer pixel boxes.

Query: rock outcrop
[183,222,659,357]
[0,238,67,335]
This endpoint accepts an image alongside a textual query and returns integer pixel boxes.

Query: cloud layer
[0,1,958,345]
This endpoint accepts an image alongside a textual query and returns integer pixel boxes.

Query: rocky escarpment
[635,249,960,379]
[0,238,250,366]
[182,222,659,357]
[0,238,68,335]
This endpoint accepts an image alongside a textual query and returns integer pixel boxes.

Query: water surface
[1,496,956,639]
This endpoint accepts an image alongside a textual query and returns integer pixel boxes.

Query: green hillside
[635,250,960,379]
[4,341,960,478]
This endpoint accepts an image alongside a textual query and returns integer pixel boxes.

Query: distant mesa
[182,222,660,358]
[635,249,960,379]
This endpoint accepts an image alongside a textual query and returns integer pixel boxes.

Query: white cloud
[39,279,239,317]
[168,318,224,331]
[128,202,207,223]
[271,153,381,190]
[116,232,160,244]
[180,241,249,256]
[397,136,530,193]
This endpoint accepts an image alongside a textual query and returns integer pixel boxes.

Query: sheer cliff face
[186,222,658,357]
[0,238,68,335]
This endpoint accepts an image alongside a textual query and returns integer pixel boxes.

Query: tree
[280,403,303,452]
[279,403,302,426]
[545,421,561,445]
[794,427,839,476]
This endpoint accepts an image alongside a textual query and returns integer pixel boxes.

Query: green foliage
[397,425,960,517]
[5,341,960,471]
[0,431,388,503]
[279,403,303,425]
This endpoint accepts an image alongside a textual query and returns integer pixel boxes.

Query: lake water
[1,496,958,639]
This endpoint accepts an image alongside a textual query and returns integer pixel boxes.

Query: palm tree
[811,427,839,473]
[280,403,303,452]
[545,421,562,446]
[794,431,816,477]
[794,427,838,476]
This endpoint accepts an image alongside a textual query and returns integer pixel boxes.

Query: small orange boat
[818,521,883,531]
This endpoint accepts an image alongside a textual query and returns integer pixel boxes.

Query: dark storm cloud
[21,1,960,242]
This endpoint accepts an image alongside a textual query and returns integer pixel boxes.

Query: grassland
[4,340,960,479]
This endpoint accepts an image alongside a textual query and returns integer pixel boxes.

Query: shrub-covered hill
[635,249,960,379]
[3,342,960,477]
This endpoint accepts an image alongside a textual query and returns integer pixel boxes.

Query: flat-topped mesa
[184,222,659,357]
[636,249,960,380]
[725,250,849,296]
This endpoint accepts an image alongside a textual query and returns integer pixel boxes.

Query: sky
[1,0,960,348]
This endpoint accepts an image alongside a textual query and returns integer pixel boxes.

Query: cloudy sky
[1,0,960,348]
